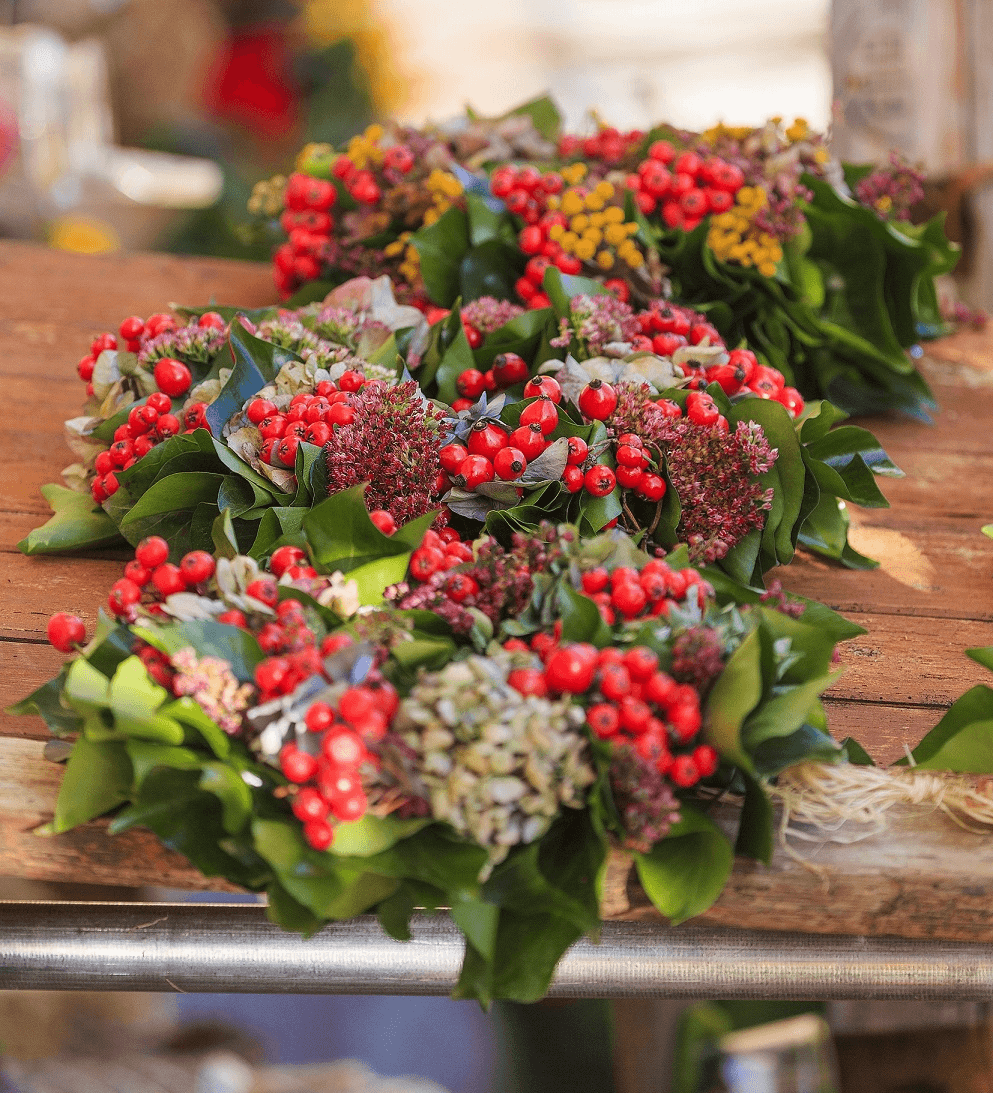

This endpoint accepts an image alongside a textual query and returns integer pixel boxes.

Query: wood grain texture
[2,242,993,924]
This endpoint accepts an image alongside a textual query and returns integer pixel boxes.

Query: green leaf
[63,657,111,714]
[742,671,843,751]
[125,739,202,786]
[451,898,500,961]
[199,761,253,834]
[53,736,132,832]
[907,684,993,771]
[735,772,774,862]
[134,619,264,683]
[18,484,121,555]
[840,737,875,766]
[203,322,302,436]
[411,207,471,306]
[7,666,83,736]
[555,584,613,647]
[432,322,478,404]
[330,814,429,857]
[460,239,523,302]
[499,94,562,140]
[106,657,185,743]
[703,627,763,771]
[751,722,843,777]
[968,645,993,673]
[634,805,734,924]
[118,472,226,545]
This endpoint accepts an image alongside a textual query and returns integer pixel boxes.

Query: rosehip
[153,358,192,398]
[520,396,559,435]
[577,379,618,421]
[494,446,527,480]
[522,376,562,403]
[492,352,529,387]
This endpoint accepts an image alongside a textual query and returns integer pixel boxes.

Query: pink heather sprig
[170,648,254,735]
[855,152,925,221]
[550,293,642,356]
[608,743,682,854]
[324,380,447,527]
[460,297,525,334]
[138,323,227,368]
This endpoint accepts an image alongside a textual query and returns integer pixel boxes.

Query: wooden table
[3,240,993,949]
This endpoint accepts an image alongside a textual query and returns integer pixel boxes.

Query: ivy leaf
[18,484,121,555]
[634,805,734,924]
[118,472,226,546]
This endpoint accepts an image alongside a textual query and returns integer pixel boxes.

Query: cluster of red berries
[576,559,710,626]
[407,528,474,583]
[279,664,400,850]
[626,143,745,230]
[273,173,339,297]
[90,394,210,502]
[332,143,415,204]
[557,127,645,165]
[506,638,717,788]
[515,251,630,312]
[244,370,373,468]
[104,536,217,622]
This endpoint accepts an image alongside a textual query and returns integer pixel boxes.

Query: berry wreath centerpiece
[246,97,959,419]
[22,273,897,585]
[16,502,862,1004]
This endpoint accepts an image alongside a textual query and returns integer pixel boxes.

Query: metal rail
[3,901,993,999]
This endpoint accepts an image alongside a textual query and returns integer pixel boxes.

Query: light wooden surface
[3,241,993,934]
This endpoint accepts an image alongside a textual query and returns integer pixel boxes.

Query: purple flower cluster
[855,153,925,221]
[670,626,726,695]
[608,743,682,853]
[324,380,446,527]
[611,385,777,563]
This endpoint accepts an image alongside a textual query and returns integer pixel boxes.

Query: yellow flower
[548,223,565,241]
[588,211,607,229]
[876,194,893,213]
[596,250,615,270]
[604,206,625,224]
[570,213,589,233]
[574,237,597,261]
[623,248,644,269]
[595,180,614,200]
[624,222,639,236]
[759,261,778,277]
[814,148,830,164]
[582,227,603,247]
[365,123,384,142]
[561,163,587,185]
[547,195,561,210]
[561,190,585,217]
[560,231,579,253]
[604,223,628,246]
[784,117,809,143]
[423,207,440,226]
[584,192,605,212]
[384,240,405,257]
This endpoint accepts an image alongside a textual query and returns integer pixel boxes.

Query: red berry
[670,754,700,788]
[685,392,720,427]
[151,564,186,597]
[494,446,527,480]
[369,509,397,535]
[218,609,247,627]
[645,671,677,707]
[439,442,469,474]
[611,581,647,618]
[456,368,486,400]
[562,465,584,492]
[693,744,719,777]
[599,664,632,701]
[270,545,307,577]
[136,536,169,569]
[508,668,548,697]
[282,747,320,785]
[566,436,588,465]
[246,577,279,607]
[587,703,620,739]
[247,398,277,424]
[509,423,547,461]
[157,414,181,439]
[636,473,667,502]
[581,568,609,594]
[409,545,444,581]
[583,465,616,498]
[544,643,598,694]
[623,646,660,681]
[523,376,562,403]
[578,379,618,421]
[467,421,509,460]
[492,352,530,387]
[153,358,192,398]
[179,550,215,584]
[459,454,495,490]
[303,819,335,851]
[47,612,86,653]
[618,696,652,735]
[119,316,145,341]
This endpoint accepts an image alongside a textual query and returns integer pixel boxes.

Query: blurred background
[0,0,990,309]
[4,2,993,1091]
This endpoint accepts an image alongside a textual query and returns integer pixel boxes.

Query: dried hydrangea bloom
[391,653,596,872]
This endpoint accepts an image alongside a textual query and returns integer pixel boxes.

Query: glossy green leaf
[330,814,430,858]
[18,484,121,555]
[63,657,111,714]
[53,736,132,833]
[703,627,763,770]
[907,684,993,771]
[411,206,471,306]
[161,697,231,758]
[634,805,734,924]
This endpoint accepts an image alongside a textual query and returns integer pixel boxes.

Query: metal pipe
[3,901,993,1000]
